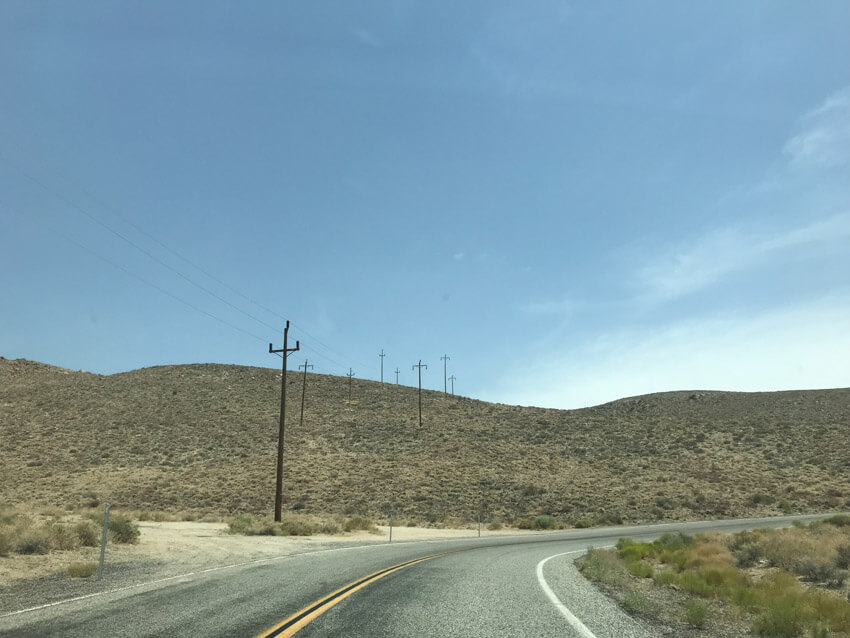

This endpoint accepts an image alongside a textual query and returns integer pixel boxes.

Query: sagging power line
[3,158,366,373]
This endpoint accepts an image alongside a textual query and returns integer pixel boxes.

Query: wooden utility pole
[346,368,355,403]
[440,354,450,395]
[379,349,386,384]
[298,359,313,429]
[448,374,456,396]
[269,321,299,522]
[412,360,427,428]
[394,368,400,384]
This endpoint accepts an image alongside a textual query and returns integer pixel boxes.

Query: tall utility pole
[440,354,450,395]
[379,349,386,384]
[298,359,313,429]
[346,368,356,403]
[394,368,400,384]
[412,360,427,428]
[448,374,456,396]
[269,321,299,522]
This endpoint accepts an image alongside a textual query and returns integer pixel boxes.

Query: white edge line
[0,531,537,619]
[536,547,614,638]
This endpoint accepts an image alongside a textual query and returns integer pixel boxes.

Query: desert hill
[1,357,848,525]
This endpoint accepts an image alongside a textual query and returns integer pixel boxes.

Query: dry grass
[579,518,850,636]
[2,357,849,524]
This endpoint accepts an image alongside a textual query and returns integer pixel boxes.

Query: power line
[3,158,369,374]
[7,205,271,345]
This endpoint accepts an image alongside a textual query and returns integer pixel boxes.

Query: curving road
[0,515,827,638]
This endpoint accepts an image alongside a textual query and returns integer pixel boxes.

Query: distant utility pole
[298,359,313,429]
[412,360,427,428]
[394,368,400,384]
[440,354,450,395]
[269,321,300,522]
[448,374,456,396]
[346,368,356,403]
[379,349,386,384]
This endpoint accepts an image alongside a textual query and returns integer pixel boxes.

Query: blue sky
[2,2,849,408]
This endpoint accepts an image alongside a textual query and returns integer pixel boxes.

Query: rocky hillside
[1,357,848,525]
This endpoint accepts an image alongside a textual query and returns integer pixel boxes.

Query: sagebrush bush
[15,530,50,555]
[343,516,376,532]
[47,523,80,551]
[108,514,140,544]
[74,520,99,547]
[67,562,97,578]
[684,600,708,628]
[534,515,555,530]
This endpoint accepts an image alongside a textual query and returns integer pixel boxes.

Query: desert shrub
[47,523,80,551]
[823,514,850,528]
[108,514,140,544]
[835,544,850,569]
[74,520,100,547]
[534,515,555,530]
[516,518,535,530]
[626,560,654,578]
[0,529,12,556]
[684,600,708,628]
[655,532,695,551]
[578,548,628,587]
[573,517,593,529]
[15,530,50,554]
[622,590,653,615]
[487,521,503,531]
[597,511,624,525]
[343,516,376,532]
[67,562,97,578]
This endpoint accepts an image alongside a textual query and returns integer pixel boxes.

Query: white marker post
[389,510,393,543]
[96,503,110,581]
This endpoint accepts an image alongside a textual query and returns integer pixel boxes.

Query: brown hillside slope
[1,357,848,525]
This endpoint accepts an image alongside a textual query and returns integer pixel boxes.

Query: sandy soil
[0,521,537,588]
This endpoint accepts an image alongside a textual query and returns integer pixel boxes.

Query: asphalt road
[0,515,828,638]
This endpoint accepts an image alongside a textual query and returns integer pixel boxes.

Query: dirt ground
[0,521,537,588]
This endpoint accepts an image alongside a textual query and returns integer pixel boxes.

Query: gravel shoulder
[0,521,535,616]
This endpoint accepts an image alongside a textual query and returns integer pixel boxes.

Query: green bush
[15,530,50,554]
[823,514,850,528]
[343,516,376,532]
[74,520,100,547]
[622,590,653,615]
[578,548,628,587]
[0,529,13,557]
[534,515,555,530]
[108,514,140,544]
[67,562,97,578]
[684,600,708,628]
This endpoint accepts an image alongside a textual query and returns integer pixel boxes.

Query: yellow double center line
[257,551,455,637]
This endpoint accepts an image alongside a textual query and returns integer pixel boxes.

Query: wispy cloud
[635,213,850,302]
[784,87,850,168]
[493,292,850,409]
[453,251,464,261]
[520,297,575,317]
[350,27,382,49]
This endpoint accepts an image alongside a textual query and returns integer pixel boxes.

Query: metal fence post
[96,503,110,581]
